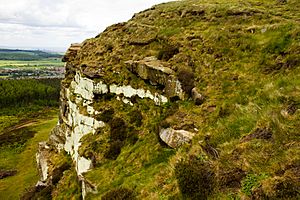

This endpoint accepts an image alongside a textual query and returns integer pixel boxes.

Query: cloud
[0,0,172,50]
[0,0,78,28]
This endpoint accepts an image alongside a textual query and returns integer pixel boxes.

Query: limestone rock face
[36,142,50,182]
[126,57,185,100]
[48,124,66,151]
[159,128,195,148]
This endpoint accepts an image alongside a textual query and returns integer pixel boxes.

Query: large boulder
[125,57,185,100]
[159,128,195,148]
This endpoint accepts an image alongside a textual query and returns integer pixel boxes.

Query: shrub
[21,185,52,200]
[104,140,124,160]
[101,187,136,200]
[177,68,195,95]
[0,127,36,149]
[157,44,179,61]
[174,157,214,199]
[96,108,115,123]
[109,117,127,141]
[129,109,143,127]
[218,168,246,188]
[241,173,268,196]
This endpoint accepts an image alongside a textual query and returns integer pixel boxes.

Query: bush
[174,157,214,199]
[101,187,136,200]
[109,117,127,141]
[177,68,195,95]
[129,109,143,127]
[241,173,268,196]
[21,185,52,200]
[96,108,115,123]
[218,168,246,188]
[157,44,179,61]
[104,140,124,160]
[0,127,36,149]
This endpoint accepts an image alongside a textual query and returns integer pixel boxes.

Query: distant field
[0,48,64,79]
[0,59,64,79]
[0,59,63,69]
[0,49,62,61]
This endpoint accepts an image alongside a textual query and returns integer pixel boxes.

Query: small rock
[159,128,195,148]
[191,87,205,105]
[83,67,104,78]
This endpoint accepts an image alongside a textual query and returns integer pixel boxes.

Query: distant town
[0,67,65,79]
[0,48,65,79]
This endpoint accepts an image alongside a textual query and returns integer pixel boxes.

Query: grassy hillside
[0,113,58,200]
[0,49,62,61]
[0,77,61,199]
[62,0,299,199]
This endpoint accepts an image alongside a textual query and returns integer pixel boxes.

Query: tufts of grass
[52,169,82,200]
[0,115,58,200]
[241,173,269,196]
[101,187,136,200]
[174,156,214,199]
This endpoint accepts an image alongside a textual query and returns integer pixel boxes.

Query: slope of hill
[24,0,299,199]
[0,49,62,61]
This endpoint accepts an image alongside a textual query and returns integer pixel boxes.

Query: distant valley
[0,49,64,79]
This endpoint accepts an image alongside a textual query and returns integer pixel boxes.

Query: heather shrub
[177,68,195,95]
[101,187,136,200]
[174,157,214,199]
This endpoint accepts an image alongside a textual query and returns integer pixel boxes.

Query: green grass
[0,114,58,200]
[0,59,63,69]
[85,133,177,199]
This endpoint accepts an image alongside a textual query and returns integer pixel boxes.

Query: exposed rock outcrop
[35,45,182,198]
[126,56,185,100]
[36,142,50,183]
[62,43,82,62]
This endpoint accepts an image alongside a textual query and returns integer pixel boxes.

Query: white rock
[77,156,92,175]
[36,152,48,181]
[160,128,195,148]
[94,82,108,94]
[87,106,95,115]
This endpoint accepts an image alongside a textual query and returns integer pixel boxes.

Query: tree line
[0,78,61,109]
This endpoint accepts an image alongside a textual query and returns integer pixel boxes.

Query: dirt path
[2,120,38,134]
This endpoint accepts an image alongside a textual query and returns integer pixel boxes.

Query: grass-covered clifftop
[61,0,299,199]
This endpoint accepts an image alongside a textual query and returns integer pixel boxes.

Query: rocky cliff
[30,0,299,199]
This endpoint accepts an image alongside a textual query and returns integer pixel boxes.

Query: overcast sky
[0,0,172,51]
